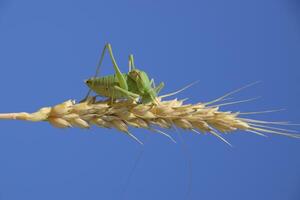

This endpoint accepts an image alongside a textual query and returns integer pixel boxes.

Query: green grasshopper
[83,43,196,144]
[84,43,164,104]
[83,43,173,144]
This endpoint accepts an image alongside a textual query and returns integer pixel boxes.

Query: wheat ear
[0,96,298,145]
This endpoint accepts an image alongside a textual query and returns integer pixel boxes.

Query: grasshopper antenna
[119,135,149,198]
[173,125,193,199]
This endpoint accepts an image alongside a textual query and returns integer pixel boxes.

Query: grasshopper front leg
[150,79,165,95]
[113,86,140,101]
[154,82,164,94]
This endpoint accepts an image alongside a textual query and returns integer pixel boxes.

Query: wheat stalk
[0,96,298,145]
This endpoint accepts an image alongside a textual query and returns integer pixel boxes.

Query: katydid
[84,43,164,104]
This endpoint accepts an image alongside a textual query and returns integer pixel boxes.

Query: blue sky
[0,0,300,199]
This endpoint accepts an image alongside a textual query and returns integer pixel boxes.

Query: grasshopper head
[129,69,152,91]
[129,69,158,104]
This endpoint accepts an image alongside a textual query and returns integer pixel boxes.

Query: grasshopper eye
[129,70,141,80]
[130,71,138,77]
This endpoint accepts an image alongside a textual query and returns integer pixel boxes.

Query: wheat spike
[0,96,298,144]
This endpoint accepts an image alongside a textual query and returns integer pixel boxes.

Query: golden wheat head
[0,95,298,145]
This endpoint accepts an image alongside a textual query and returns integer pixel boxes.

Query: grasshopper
[84,43,164,104]
[83,43,196,144]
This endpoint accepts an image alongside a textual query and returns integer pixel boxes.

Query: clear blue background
[0,0,299,199]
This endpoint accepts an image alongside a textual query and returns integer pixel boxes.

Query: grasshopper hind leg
[81,43,109,102]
